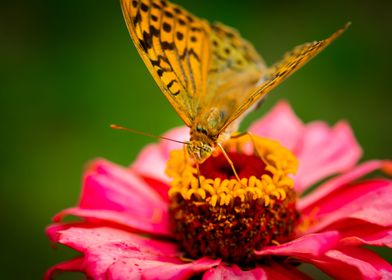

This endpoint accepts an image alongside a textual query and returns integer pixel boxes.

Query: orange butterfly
[120,0,349,164]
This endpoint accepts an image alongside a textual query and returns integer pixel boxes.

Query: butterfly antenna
[110,124,189,145]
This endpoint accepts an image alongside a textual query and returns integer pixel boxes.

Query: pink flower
[46,101,392,279]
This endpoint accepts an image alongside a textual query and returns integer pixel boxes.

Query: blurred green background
[1,0,391,278]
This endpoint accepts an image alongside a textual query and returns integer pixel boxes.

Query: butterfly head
[186,140,214,164]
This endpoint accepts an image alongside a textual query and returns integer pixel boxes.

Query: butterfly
[120,0,349,164]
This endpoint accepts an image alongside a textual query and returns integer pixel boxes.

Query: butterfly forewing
[121,0,211,126]
[217,23,350,134]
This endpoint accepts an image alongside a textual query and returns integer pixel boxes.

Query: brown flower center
[166,135,299,265]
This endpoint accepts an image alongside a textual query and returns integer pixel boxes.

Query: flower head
[46,101,392,279]
[168,135,299,264]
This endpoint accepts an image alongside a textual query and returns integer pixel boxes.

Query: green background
[1,0,391,279]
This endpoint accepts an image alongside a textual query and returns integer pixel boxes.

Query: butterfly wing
[121,0,211,127]
[215,23,350,135]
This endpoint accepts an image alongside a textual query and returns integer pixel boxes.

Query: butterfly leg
[217,143,243,183]
[196,162,202,187]
[183,144,203,187]
[182,144,189,170]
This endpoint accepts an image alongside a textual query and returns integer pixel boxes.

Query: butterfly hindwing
[121,0,211,126]
[193,22,267,137]
[208,23,265,77]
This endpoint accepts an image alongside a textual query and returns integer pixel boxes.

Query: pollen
[166,135,300,264]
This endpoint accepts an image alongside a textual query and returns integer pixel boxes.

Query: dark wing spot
[178,18,186,26]
[186,15,194,22]
[164,11,174,18]
[173,7,182,14]
[167,79,175,88]
[151,15,158,22]
[161,41,175,50]
[188,48,200,61]
[132,0,138,8]
[163,22,171,32]
[142,31,153,49]
[150,26,160,37]
[224,47,230,54]
[211,25,219,31]
[139,39,147,52]
[157,68,164,77]
[226,31,235,38]
[176,31,184,40]
[190,36,197,42]
[133,12,141,25]
[150,55,169,67]
[140,3,149,12]
[160,0,168,7]
[179,48,188,60]
[152,3,161,9]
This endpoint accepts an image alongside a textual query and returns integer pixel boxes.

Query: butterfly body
[121,0,349,163]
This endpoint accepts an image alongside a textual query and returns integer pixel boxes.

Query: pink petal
[250,102,362,193]
[54,159,171,236]
[131,143,169,183]
[203,264,267,280]
[45,257,84,280]
[159,126,189,158]
[47,225,220,280]
[313,247,392,280]
[331,219,392,247]
[131,126,188,183]
[255,231,340,260]
[108,257,220,280]
[340,227,392,247]
[295,121,362,193]
[46,224,177,256]
[298,160,384,211]
[304,179,392,233]
[142,176,170,202]
[262,263,312,280]
[249,100,304,151]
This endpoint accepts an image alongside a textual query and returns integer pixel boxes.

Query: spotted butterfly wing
[121,0,214,127]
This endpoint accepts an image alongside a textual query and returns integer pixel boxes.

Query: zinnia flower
[46,101,392,279]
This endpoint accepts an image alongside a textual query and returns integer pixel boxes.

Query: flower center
[199,152,270,180]
[166,135,299,265]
